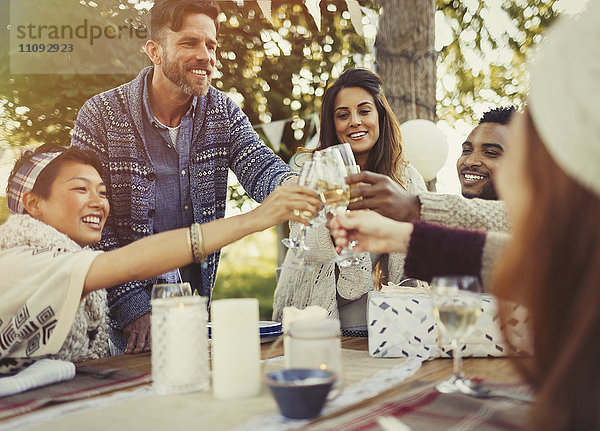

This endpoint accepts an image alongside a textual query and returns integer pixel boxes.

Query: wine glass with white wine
[320,143,361,203]
[314,149,362,267]
[431,275,484,395]
[281,158,319,271]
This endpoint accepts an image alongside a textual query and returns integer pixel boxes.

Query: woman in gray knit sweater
[273,68,427,335]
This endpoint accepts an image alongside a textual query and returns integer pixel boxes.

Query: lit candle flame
[319,363,327,370]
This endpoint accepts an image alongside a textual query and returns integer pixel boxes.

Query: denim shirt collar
[142,68,197,128]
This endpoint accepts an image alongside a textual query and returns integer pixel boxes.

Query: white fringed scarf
[0,215,109,372]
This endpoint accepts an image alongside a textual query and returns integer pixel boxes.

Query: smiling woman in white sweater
[0,144,320,374]
[273,68,427,335]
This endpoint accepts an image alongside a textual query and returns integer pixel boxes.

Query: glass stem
[295,225,308,265]
[452,338,463,379]
[335,206,353,256]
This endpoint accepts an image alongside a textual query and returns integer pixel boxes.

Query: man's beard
[463,182,498,200]
[162,51,211,97]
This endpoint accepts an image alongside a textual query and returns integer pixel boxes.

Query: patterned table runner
[303,381,532,431]
[0,366,150,421]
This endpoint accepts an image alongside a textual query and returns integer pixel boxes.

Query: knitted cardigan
[273,164,428,321]
[71,66,294,331]
[0,215,109,373]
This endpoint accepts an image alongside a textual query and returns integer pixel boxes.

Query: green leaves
[1,0,562,149]
[436,0,561,121]
[1,0,373,156]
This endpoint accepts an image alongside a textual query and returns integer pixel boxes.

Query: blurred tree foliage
[0,0,147,147]
[1,0,563,146]
[0,0,564,156]
[0,196,8,224]
[435,0,561,121]
[0,0,373,157]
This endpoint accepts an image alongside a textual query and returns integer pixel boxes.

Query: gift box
[367,289,529,359]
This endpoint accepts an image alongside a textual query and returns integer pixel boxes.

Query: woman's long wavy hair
[313,68,408,288]
[315,68,407,186]
[494,109,600,430]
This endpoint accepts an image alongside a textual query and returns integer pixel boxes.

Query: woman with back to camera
[273,68,427,336]
[330,4,600,428]
[0,144,320,373]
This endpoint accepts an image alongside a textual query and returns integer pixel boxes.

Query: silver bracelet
[189,223,205,264]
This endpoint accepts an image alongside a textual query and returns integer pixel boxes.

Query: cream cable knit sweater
[418,193,510,232]
[273,164,427,322]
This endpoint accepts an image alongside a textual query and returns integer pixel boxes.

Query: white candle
[165,302,196,385]
[151,296,208,395]
[211,298,261,399]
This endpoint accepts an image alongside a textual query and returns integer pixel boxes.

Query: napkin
[0,359,76,397]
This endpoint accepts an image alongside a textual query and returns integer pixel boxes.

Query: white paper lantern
[400,119,449,182]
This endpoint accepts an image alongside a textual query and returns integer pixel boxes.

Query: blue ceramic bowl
[264,369,336,419]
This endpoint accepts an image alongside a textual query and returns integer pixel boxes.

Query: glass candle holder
[287,319,342,385]
[151,295,209,395]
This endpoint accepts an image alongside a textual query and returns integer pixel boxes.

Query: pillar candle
[211,298,261,399]
[151,296,208,395]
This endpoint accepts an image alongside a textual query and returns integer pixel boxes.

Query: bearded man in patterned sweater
[71,0,296,355]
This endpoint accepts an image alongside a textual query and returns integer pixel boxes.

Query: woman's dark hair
[316,68,406,186]
[312,68,409,289]
[494,109,600,430]
[148,0,220,43]
[7,143,104,201]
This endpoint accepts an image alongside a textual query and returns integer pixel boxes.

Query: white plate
[207,322,282,339]
[260,332,283,344]
[258,321,282,334]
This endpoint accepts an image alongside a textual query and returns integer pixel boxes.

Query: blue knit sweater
[72,66,294,336]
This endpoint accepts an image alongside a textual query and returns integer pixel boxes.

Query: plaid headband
[7,151,63,214]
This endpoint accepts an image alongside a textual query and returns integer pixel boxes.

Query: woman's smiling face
[333,87,380,167]
[32,160,109,247]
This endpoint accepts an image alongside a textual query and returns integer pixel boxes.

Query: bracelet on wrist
[189,223,206,264]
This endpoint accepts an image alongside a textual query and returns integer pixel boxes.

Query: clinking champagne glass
[281,158,317,251]
[314,149,361,268]
[321,143,362,204]
[431,275,485,396]
[322,143,356,169]
[281,158,319,272]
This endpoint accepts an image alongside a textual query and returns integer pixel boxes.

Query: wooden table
[2,338,525,430]
[80,337,520,382]
[78,337,524,426]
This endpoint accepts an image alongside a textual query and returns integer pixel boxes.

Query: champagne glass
[321,143,362,204]
[281,159,319,271]
[431,275,484,395]
[282,158,317,251]
[314,149,361,268]
[322,143,357,170]
[151,282,192,299]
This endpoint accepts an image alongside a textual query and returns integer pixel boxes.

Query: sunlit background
[0,0,591,317]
